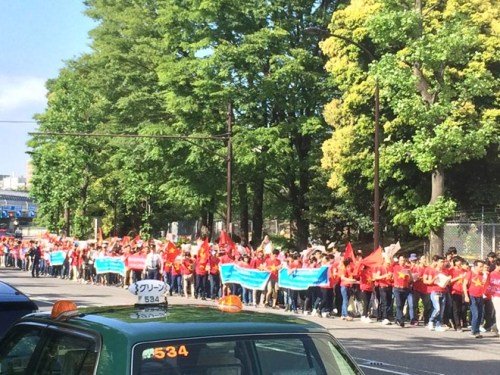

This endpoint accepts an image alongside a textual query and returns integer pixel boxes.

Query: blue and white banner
[278,266,330,290]
[220,264,271,291]
[49,251,66,266]
[95,257,126,276]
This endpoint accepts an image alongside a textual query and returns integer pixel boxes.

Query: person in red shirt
[373,257,393,324]
[171,255,183,296]
[285,252,302,313]
[486,258,500,338]
[181,252,195,298]
[392,255,412,327]
[264,249,281,308]
[251,250,266,307]
[208,251,221,300]
[463,259,488,338]
[449,257,467,330]
[316,254,335,318]
[194,251,209,300]
[339,258,358,321]
[424,255,449,332]
[359,264,374,323]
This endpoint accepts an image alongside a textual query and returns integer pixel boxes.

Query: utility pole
[226,101,233,235]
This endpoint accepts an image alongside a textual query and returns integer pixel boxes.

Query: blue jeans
[393,288,410,323]
[340,286,350,317]
[407,291,415,321]
[469,296,484,335]
[430,292,445,326]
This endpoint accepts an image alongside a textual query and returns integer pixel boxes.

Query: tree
[321,0,499,254]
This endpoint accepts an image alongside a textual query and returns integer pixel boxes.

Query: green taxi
[0,282,363,375]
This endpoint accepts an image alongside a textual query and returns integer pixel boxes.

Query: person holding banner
[208,251,221,300]
[251,250,266,307]
[264,249,281,309]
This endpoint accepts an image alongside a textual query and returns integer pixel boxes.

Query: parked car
[0,281,38,339]
[0,280,363,374]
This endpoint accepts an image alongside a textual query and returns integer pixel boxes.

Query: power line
[29,131,229,140]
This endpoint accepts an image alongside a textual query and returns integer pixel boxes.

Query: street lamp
[305,26,381,250]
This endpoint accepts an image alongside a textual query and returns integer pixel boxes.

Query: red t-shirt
[374,265,392,287]
[171,261,182,276]
[265,258,281,281]
[411,265,427,294]
[195,258,208,276]
[359,267,374,292]
[181,258,194,275]
[487,270,500,298]
[467,271,488,298]
[209,255,220,275]
[450,267,467,295]
[339,264,354,287]
[250,257,265,270]
[425,267,448,293]
[392,264,412,289]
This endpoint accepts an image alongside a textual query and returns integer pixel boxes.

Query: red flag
[198,238,210,263]
[361,246,384,268]
[219,230,236,256]
[166,241,181,263]
[344,242,354,261]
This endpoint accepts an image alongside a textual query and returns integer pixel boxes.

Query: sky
[0,1,96,176]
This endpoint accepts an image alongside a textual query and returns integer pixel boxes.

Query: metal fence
[444,222,499,261]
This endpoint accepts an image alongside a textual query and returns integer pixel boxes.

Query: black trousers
[451,293,463,329]
[361,290,373,317]
[376,286,392,320]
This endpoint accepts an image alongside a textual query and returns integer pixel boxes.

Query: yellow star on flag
[398,272,409,279]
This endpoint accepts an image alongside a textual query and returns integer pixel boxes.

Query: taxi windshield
[133,333,360,375]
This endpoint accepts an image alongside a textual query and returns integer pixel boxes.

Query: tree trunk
[238,182,249,244]
[429,167,445,257]
[252,174,264,247]
[64,204,71,236]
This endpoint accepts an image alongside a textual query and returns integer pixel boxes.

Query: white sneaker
[333,308,338,314]
[435,326,447,332]
[382,319,390,325]
[321,312,329,318]
[479,327,486,333]
[363,316,371,323]
[428,322,434,331]
[312,308,317,315]
[303,311,310,316]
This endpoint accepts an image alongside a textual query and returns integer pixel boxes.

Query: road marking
[355,357,445,375]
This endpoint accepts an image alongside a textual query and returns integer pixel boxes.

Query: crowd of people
[1,233,499,339]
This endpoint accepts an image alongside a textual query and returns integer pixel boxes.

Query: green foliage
[321,0,499,239]
[394,197,457,237]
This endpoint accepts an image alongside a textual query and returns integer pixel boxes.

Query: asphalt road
[1,267,498,375]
